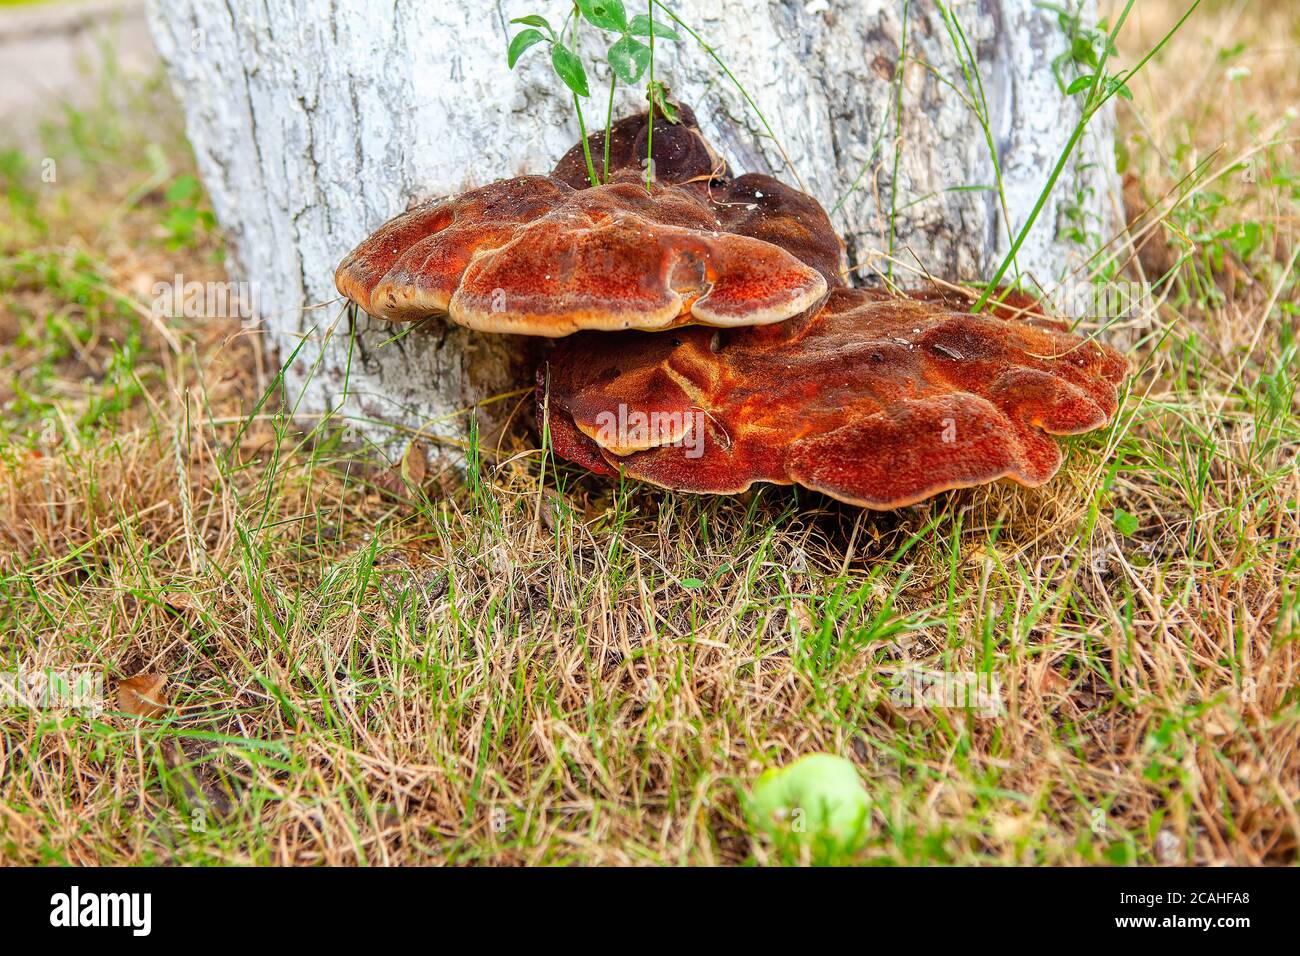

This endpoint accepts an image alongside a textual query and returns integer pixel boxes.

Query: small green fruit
[746,753,871,852]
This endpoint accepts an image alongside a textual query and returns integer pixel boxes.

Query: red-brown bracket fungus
[336,103,843,334]
[539,287,1129,509]
[555,104,846,285]
[708,173,847,287]
[335,100,1128,509]
[552,102,727,190]
[336,171,826,335]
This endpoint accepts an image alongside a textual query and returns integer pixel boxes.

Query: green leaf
[575,0,627,32]
[550,42,590,97]
[647,81,679,122]
[1071,35,1098,68]
[1113,508,1139,536]
[510,14,554,36]
[1065,74,1094,96]
[166,175,200,203]
[628,14,680,41]
[1104,842,1133,865]
[680,577,705,590]
[507,28,546,69]
[166,207,198,229]
[607,35,651,85]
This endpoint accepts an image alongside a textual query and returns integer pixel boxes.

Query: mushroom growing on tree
[335,104,1128,510]
[336,104,843,336]
[150,0,1122,452]
[334,172,827,335]
[541,286,1127,508]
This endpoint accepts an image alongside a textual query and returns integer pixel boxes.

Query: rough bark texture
[147,0,1119,451]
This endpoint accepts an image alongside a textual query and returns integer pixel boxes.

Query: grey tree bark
[147,0,1120,453]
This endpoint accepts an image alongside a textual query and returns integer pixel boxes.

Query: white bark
[147,0,1119,451]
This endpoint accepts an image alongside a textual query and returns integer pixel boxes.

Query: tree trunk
[147,0,1119,453]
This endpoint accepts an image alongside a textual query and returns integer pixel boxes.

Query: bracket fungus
[335,102,841,335]
[551,102,727,190]
[335,102,1128,509]
[555,103,847,285]
[335,159,827,333]
[539,286,1128,509]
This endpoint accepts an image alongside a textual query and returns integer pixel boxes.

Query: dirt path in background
[0,0,155,145]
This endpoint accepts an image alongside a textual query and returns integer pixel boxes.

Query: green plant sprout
[508,1,680,188]
[162,174,216,251]
[1038,1,1128,99]
[507,1,806,195]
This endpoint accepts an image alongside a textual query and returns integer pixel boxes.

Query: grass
[0,0,1297,865]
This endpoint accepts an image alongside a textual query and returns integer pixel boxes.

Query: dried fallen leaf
[401,438,428,487]
[1122,172,1177,282]
[373,439,430,501]
[537,492,558,531]
[992,814,1032,841]
[1036,663,1069,696]
[788,600,815,635]
[117,671,168,719]
[160,591,200,613]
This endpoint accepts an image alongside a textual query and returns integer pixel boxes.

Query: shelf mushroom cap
[708,173,847,286]
[554,104,847,285]
[336,103,844,334]
[552,102,727,190]
[335,171,827,335]
[539,286,1129,509]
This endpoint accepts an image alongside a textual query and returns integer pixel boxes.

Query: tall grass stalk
[646,0,655,189]
[568,7,600,188]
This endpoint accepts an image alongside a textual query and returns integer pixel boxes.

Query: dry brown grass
[0,0,1296,865]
